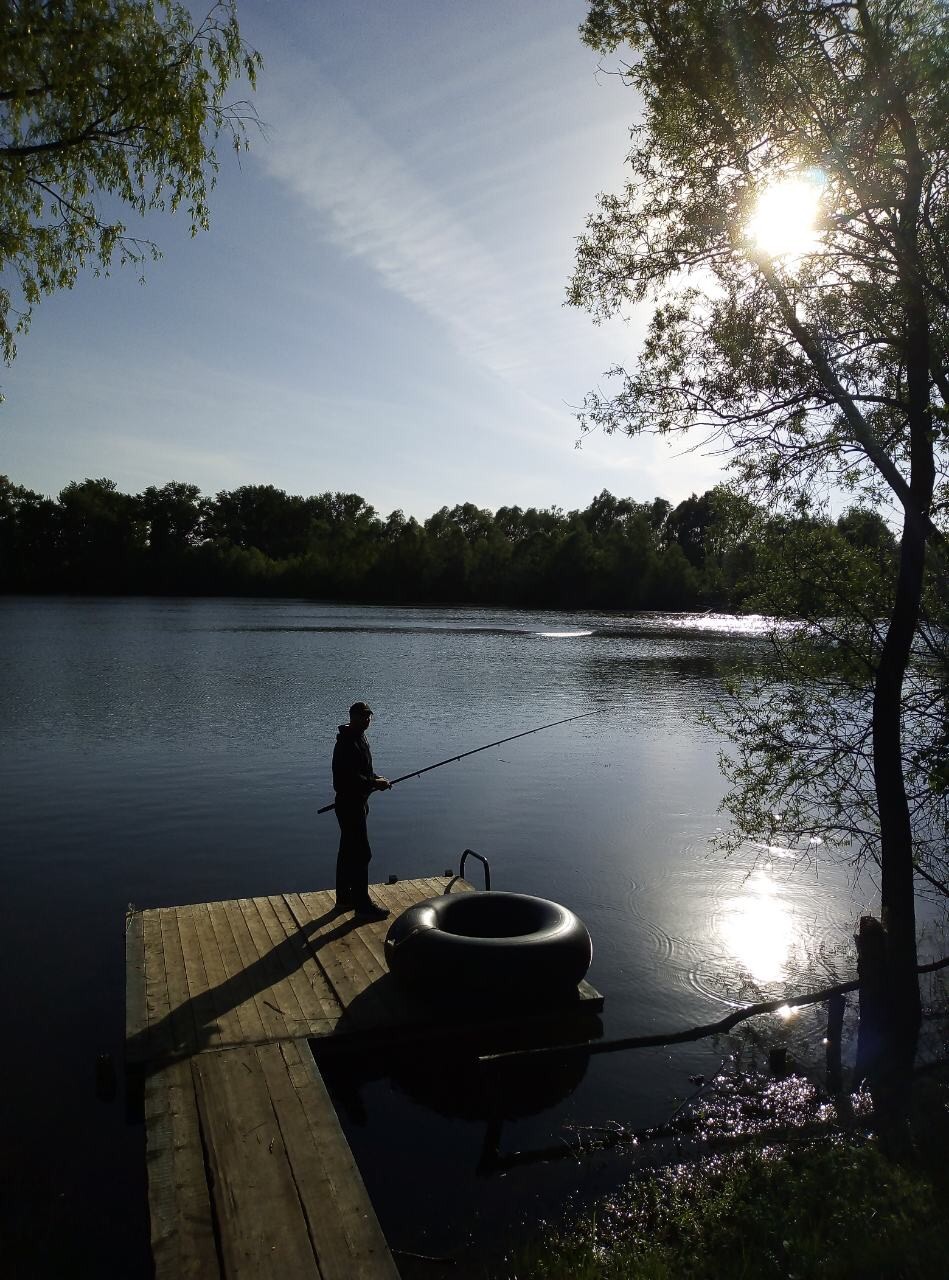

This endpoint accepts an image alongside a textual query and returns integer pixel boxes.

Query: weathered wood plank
[349,912,388,973]
[206,900,268,1044]
[255,1043,369,1280]
[421,876,461,897]
[286,892,363,1011]
[270,894,342,1025]
[142,909,174,1061]
[222,899,293,1043]
[144,1060,221,1280]
[166,1059,221,1279]
[144,1074,180,1277]
[335,919,389,988]
[254,895,337,1035]
[125,908,147,1049]
[298,887,337,927]
[309,924,370,1004]
[174,904,221,1052]
[278,1040,401,1279]
[299,891,397,1019]
[186,902,246,1046]
[376,881,415,913]
[192,1046,320,1278]
[159,906,199,1057]
[237,897,310,1037]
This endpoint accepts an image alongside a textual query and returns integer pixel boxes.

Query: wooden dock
[126,877,603,1279]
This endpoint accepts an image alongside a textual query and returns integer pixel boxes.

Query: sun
[747,174,824,260]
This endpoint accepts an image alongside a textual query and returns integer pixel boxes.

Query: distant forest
[0,476,896,612]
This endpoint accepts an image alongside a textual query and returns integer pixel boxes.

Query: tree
[0,474,59,587]
[0,0,260,365]
[57,476,143,588]
[666,493,718,570]
[136,482,206,554]
[209,485,311,560]
[571,0,949,1112]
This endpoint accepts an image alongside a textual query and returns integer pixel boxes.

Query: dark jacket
[332,724,375,803]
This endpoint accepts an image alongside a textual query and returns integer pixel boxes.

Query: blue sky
[1,0,724,520]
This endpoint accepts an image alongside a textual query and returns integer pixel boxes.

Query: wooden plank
[270,894,342,1025]
[142,909,174,1062]
[387,879,426,909]
[144,1073,180,1278]
[166,1059,221,1279]
[278,1040,401,1279]
[303,887,338,920]
[286,892,363,1011]
[173,904,221,1053]
[254,1044,378,1280]
[237,897,311,1037]
[159,906,199,1057]
[144,1060,221,1280]
[330,926,389,1003]
[375,881,415,913]
[125,908,147,1051]
[186,901,247,1047]
[300,891,379,995]
[192,1046,320,1278]
[206,900,269,1044]
[421,875,461,897]
[349,912,388,972]
[222,899,293,1043]
[254,895,337,1035]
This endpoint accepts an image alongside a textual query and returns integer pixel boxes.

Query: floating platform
[125,877,603,1279]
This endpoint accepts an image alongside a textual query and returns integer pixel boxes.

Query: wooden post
[825,993,845,1097]
[768,1046,788,1078]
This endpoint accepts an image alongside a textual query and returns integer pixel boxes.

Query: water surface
[0,597,889,1275]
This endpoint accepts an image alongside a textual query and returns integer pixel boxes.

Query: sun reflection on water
[718,868,795,985]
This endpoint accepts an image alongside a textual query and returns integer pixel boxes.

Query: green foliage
[0,0,260,364]
[0,473,769,609]
[509,1142,947,1280]
[571,0,949,1002]
[713,507,949,890]
[571,0,949,514]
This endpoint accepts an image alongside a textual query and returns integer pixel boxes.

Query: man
[332,701,391,919]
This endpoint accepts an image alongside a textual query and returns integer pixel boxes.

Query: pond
[0,596,887,1276]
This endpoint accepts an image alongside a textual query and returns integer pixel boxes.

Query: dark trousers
[335,799,372,907]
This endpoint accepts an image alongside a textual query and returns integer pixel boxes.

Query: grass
[502,1070,949,1280]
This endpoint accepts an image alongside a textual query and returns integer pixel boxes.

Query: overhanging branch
[481,954,949,1065]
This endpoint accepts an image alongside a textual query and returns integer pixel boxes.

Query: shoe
[354,903,390,921]
[334,897,357,911]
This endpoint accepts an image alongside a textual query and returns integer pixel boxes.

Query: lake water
[0,596,911,1276]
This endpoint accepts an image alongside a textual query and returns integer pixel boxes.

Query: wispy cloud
[258,67,577,384]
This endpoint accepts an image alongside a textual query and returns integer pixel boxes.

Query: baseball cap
[349,701,373,716]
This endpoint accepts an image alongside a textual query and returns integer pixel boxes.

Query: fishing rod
[317,708,609,815]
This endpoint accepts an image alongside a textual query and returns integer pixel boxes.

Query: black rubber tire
[384,891,592,996]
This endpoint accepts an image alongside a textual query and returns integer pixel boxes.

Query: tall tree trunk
[870,499,925,1130]
[869,136,934,1116]
[863,33,939,1118]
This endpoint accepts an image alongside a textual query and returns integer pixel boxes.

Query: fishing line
[317,708,609,815]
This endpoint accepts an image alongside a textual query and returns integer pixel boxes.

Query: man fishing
[332,701,391,919]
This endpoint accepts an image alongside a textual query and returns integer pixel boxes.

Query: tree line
[0,474,895,612]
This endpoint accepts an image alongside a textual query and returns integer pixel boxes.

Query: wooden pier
[125,877,603,1279]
